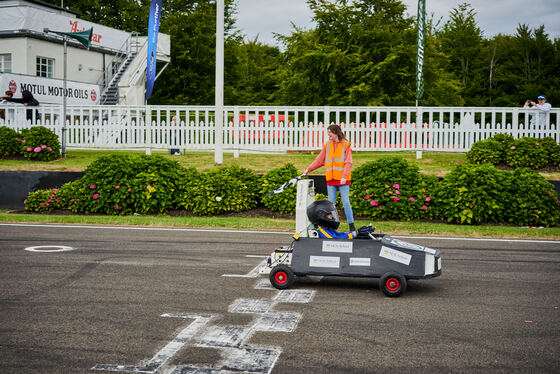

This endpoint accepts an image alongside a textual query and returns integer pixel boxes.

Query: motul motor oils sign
[0,73,100,105]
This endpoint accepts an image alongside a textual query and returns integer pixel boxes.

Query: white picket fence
[1,104,559,153]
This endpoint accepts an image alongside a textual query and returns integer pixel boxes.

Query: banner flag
[146,0,162,101]
[415,0,426,101]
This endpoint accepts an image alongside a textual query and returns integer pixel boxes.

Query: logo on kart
[380,246,412,266]
[322,241,353,253]
[8,80,17,93]
[90,89,97,101]
[309,255,340,268]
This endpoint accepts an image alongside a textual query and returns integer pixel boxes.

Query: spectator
[2,90,40,122]
[0,90,15,122]
[524,95,551,128]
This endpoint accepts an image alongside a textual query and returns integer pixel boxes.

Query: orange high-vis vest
[324,140,351,182]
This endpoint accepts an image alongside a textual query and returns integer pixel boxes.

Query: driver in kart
[307,200,373,239]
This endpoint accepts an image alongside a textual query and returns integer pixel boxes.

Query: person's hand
[303,169,308,176]
[340,178,346,184]
[357,225,375,238]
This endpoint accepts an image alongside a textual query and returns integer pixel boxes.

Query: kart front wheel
[269,265,294,290]
[379,272,407,297]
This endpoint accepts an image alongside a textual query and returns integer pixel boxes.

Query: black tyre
[269,265,294,290]
[379,272,407,297]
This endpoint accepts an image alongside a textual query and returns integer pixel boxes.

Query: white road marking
[222,259,266,278]
[3,223,560,243]
[198,326,252,348]
[91,254,315,374]
[274,289,315,303]
[254,278,275,290]
[91,314,211,373]
[24,245,74,253]
[253,312,301,332]
[229,298,275,314]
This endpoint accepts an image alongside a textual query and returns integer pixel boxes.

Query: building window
[0,54,11,73]
[36,57,54,78]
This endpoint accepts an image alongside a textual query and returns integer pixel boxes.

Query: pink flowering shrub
[504,137,548,169]
[466,138,504,165]
[350,157,438,221]
[19,126,60,161]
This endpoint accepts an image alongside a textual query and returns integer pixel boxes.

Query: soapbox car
[265,233,442,297]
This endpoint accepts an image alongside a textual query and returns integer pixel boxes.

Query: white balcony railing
[1,104,558,153]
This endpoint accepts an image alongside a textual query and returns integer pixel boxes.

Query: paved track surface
[1,224,559,373]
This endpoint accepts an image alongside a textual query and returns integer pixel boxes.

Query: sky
[234,0,560,47]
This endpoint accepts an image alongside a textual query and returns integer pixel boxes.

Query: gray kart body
[286,234,442,279]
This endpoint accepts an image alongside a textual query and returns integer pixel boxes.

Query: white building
[0,0,170,105]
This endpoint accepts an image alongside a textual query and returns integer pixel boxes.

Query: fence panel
[1,105,558,153]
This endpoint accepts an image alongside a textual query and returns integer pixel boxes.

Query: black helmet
[307,199,339,230]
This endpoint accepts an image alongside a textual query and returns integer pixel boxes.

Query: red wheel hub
[275,271,288,284]
[386,277,400,291]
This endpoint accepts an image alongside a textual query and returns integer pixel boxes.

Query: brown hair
[327,124,345,141]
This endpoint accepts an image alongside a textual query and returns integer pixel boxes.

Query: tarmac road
[1,223,559,374]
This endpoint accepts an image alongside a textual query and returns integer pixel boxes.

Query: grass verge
[1,210,558,240]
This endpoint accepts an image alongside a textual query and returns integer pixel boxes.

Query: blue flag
[146,0,162,100]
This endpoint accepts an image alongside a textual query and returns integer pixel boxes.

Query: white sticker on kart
[349,257,371,267]
[309,256,340,268]
[322,241,353,253]
[380,246,412,266]
[390,239,424,251]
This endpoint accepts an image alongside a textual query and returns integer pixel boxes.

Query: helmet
[307,199,340,230]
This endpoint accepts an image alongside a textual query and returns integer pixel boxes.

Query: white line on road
[222,259,267,278]
[24,245,74,253]
[2,223,559,244]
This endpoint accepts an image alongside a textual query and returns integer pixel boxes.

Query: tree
[275,0,462,106]
[437,3,486,105]
[226,38,283,105]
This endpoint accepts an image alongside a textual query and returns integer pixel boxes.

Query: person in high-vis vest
[303,124,355,232]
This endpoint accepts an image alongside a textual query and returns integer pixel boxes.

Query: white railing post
[145,105,152,155]
[233,105,239,158]
[416,105,423,159]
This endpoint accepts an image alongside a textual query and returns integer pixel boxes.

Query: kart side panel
[290,236,433,278]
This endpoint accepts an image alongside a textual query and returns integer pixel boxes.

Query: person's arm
[536,103,551,113]
[2,97,25,104]
[317,226,357,239]
[304,148,326,175]
[340,146,352,184]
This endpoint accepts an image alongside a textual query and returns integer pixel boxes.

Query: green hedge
[467,134,559,169]
[0,126,22,157]
[24,155,560,226]
[260,163,300,214]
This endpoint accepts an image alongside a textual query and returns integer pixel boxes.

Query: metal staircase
[99,52,136,105]
[97,35,143,105]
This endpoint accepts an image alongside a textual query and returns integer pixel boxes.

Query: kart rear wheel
[380,272,407,297]
[270,265,294,290]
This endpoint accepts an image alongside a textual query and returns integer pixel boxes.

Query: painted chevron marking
[91,314,211,373]
[222,259,266,278]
